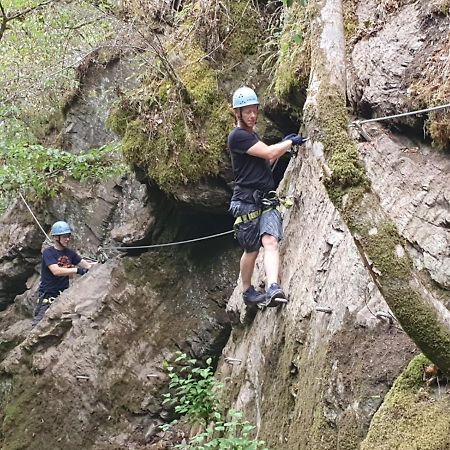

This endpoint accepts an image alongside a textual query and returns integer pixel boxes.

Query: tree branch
[0,1,7,43]
[0,0,55,44]
[7,0,54,21]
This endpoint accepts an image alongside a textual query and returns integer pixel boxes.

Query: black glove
[77,267,89,275]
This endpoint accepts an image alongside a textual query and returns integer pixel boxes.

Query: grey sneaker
[265,283,288,306]
[243,286,267,305]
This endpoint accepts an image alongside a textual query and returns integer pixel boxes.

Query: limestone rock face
[0,242,239,450]
[62,54,143,153]
[219,151,416,449]
[347,0,450,130]
[357,124,450,291]
[0,205,42,311]
[1,0,450,448]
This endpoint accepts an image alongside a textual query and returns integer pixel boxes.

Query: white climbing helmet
[232,87,259,109]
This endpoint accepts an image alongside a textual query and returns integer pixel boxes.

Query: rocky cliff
[0,0,449,449]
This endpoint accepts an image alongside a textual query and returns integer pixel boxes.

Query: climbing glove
[77,267,89,275]
[282,133,298,142]
[284,134,306,146]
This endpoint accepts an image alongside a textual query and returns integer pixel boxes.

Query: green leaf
[293,33,303,44]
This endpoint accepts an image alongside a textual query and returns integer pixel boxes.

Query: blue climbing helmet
[51,221,72,236]
[232,87,259,109]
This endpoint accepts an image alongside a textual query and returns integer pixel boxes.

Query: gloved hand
[282,133,298,142]
[77,267,89,275]
[287,134,306,146]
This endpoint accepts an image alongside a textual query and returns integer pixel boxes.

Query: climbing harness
[233,191,294,228]
[17,141,299,257]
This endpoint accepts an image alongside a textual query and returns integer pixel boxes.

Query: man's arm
[48,264,78,277]
[77,259,95,270]
[247,139,293,160]
[47,259,94,276]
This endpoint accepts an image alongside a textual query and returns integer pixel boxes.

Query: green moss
[305,0,450,377]
[107,104,135,137]
[1,375,41,450]
[105,0,276,195]
[346,202,450,373]
[426,111,450,151]
[107,42,232,192]
[407,35,449,150]
[362,354,450,450]
[361,221,411,280]
[337,410,364,450]
[342,195,450,372]
[259,338,340,450]
[342,0,359,39]
[273,3,311,104]
[385,285,450,370]
[310,404,338,450]
[316,85,367,188]
[226,1,261,58]
[340,194,450,372]
[433,0,450,15]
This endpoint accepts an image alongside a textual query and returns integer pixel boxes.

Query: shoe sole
[268,297,288,307]
[258,295,288,309]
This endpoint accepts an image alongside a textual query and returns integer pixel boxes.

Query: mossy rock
[273,2,311,105]
[106,0,268,196]
[361,354,450,450]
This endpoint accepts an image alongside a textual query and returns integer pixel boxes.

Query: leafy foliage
[161,352,268,450]
[176,410,267,450]
[0,0,114,133]
[162,352,220,423]
[0,134,127,212]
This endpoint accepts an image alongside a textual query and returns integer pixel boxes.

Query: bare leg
[262,234,279,286]
[240,250,259,290]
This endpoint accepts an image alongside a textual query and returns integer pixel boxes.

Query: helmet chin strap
[236,109,255,130]
[54,236,67,249]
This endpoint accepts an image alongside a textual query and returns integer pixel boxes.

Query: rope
[351,103,450,125]
[16,145,297,255]
[18,192,98,260]
[18,192,52,243]
[16,191,235,256]
[103,229,235,251]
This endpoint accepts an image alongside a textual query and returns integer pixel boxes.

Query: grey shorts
[229,200,283,252]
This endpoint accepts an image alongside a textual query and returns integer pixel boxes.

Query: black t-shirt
[228,127,274,202]
[39,246,81,296]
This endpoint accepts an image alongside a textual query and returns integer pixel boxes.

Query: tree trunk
[303,0,450,374]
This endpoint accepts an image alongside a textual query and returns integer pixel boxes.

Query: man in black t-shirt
[228,87,306,307]
[32,221,94,326]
